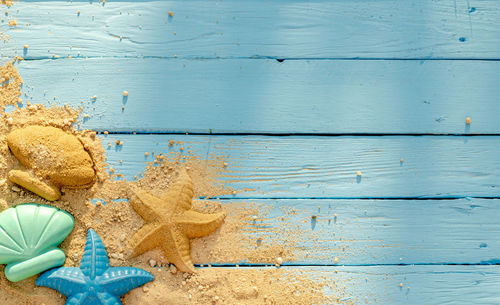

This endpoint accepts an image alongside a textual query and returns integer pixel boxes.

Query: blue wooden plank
[309,265,500,304]
[1,0,499,59]
[16,58,500,134]
[3,1,499,304]
[98,134,500,198]
[122,265,500,305]
[97,198,499,266]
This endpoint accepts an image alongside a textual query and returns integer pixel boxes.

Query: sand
[0,59,23,111]
[0,59,346,304]
[1,0,14,7]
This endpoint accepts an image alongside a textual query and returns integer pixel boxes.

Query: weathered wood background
[2,0,500,303]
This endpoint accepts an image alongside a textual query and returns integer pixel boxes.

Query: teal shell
[0,203,74,282]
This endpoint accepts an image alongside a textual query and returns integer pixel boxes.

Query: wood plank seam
[199,263,500,267]
[98,131,500,136]
[7,57,500,61]
[208,197,500,200]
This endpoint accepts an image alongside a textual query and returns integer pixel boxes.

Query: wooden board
[269,265,500,304]
[114,197,499,266]
[99,134,500,198]
[3,1,500,303]
[15,58,500,134]
[2,0,500,59]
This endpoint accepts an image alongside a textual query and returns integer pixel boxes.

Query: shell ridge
[29,204,41,248]
[35,208,74,251]
[0,223,24,254]
[0,243,23,257]
[14,207,28,250]
[33,208,58,250]
[0,204,75,282]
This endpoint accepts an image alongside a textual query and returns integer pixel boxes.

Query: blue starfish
[36,229,154,305]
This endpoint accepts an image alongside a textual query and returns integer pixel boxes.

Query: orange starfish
[128,168,226,273]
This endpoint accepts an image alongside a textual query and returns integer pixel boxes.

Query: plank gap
[96,131,500,137]
[8,56,500,62]
[208,196,500,200]
[197,262,500,268]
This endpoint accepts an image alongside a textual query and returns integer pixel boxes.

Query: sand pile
[0,61,345,304]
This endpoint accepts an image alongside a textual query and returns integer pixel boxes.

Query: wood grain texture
[1,0,499,59]
[274,265,500,304]
[126,198,499,265]
[2,0,499,303]
[16,58,500,134]
[99,134,500,198]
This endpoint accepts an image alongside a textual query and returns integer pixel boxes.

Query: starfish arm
[161,168,194,212]
[66,292,89,305]
[35,267,87,297]
[80,229,110,279]
[162,226,196,273]
[98,267,154,297]
[174,210,226,239]
[96,292,122,305]
[129,188,165,222]
[128,222,162,257]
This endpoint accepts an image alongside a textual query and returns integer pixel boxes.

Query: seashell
[6,125,96,201]
[0,203,74,282]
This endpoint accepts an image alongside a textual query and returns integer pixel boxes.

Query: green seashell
[0,203,74,282]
